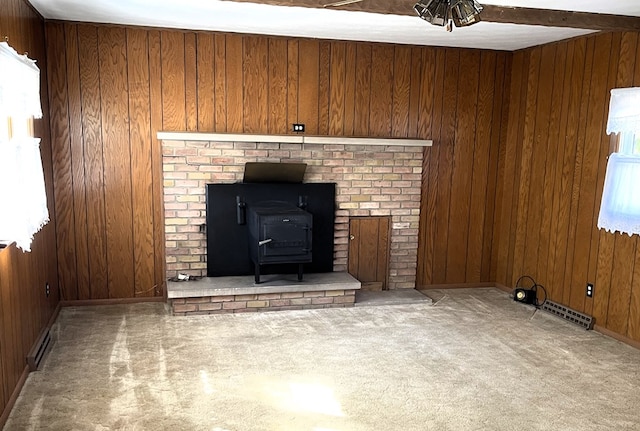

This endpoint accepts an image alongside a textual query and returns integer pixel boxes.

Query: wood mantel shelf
[157,131,432,147]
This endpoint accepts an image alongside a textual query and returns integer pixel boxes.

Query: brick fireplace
[160,133,427,293]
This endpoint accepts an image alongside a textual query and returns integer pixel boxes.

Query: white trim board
[157,132,432,147]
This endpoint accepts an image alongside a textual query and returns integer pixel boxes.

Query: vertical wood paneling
[149,30,165,297]
[354,44,372,136]
[494,32,640,342]
[214,34,227,132]
[64,23,90,300]
[587,33,620,318]
[0,252,17,411]
[417,48,441,286]
[44,23,640,344]
[160,31,186,131]
[243,36,268,133]
[318,41,331,136]
[432,49,459,284]
[268,38,288,135]
[343,43,356,136]
[392,46,411,138]
[77,24,108,299]
[47,23,78,300]
[16,256,32,355]
[185,33,198,132]
[414,46,435,283]
[625,42,640,339]
[608,237,636,333]
[1,1,59,423]
[629,248,640,339]
[495,51,529,285]
[570,34,611,312]
[554,39,585,306]
[563,37,591,307]
[98,27,135,299]
[538,43,566,297]
[286,40,299,130]
[593,33,638,325]
[446,51,480,283]
[511,46,541,282]
[408,47,424,139]
[369,45,394,137]
[298,39,320,135]
[226,34,244,133]
[482,53,507,282]
[126,28,155,297]
[605,37,640,333]
[547,41,576,302]
[329,42,346,135]
[567,37,595,310]
[0,266,5,405]
[196,33,215,131]
[466,51,496,283]
[522,45,553,281]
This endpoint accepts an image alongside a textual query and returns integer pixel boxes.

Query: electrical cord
[534,283,547,308]
[515,275,536,290]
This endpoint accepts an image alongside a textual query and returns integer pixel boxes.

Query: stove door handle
[258,238,273,246]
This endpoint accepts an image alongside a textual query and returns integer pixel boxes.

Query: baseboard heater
[27,327,52,371]
[541,300,594,330]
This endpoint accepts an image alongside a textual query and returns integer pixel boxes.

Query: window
[618,131,640,155]
[0,117,34,141]
[598,87,640,236]
[0,42,48,252]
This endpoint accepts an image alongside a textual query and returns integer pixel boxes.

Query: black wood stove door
[261,222,310,258]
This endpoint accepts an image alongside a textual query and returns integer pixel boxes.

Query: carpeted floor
[4,288,640,430]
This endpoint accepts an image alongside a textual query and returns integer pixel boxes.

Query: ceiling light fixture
[414,0,483,32]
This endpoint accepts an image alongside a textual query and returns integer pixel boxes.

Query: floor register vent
[541,300,594,330]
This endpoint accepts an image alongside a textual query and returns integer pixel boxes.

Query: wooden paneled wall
[494,32,640,342]
[418,50,511,285]
[0,0,59,424]
[44,21,640,342]
[45,22,512,300]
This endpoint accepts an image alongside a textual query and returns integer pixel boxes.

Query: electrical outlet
[292,123,305,133]
[45,282,50,297]
[586,283,594,298]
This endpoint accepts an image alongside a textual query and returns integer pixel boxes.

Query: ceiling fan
[323,0,484,32]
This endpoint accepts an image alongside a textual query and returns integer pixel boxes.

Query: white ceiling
[28,0,640,51]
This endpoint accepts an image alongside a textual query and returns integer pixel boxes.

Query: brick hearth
[167,272,361,316]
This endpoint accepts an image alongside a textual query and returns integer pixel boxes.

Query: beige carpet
[4,288,640,430]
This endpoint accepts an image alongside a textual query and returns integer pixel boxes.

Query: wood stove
[205,162,335,280]
[248,202,313,283]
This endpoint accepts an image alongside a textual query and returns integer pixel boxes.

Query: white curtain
[606,87,640,135]
[0,137,49,251]
[598,153,640,236]
[0,42,48,251]
[0,42,42,119]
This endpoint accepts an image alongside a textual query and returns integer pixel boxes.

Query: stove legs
[253,262,305,284]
